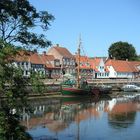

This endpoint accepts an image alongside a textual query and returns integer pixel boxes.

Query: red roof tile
[30,52,44,64]
[53,46,73,58]
[40,54,54,68]
[105,59,140,72]
[40,54,61,69]
[15,51,44,65]
[15,51,30,62]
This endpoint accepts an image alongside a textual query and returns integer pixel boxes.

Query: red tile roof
[128,61,140,72]
[74,56,109,72]
[40,54,60,69]
[75,55,92,69]
[105,59,140,72]
[15,51,44,64]
[15,51,30,62]
[53,46,73,58]
[30,52,44,64]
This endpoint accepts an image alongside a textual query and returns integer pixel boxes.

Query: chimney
[113,57,116,60]
[126,59,128,61]
[56,44,59,47]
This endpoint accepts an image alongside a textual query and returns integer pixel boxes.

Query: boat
[122,84,140,92]
[97,85,112,94]
[61,37,94,96]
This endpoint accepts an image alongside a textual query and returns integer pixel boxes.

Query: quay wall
[2,79,140,98]
[43,78,140,92]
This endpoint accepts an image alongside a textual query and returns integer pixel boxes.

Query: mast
[77,36,81,88]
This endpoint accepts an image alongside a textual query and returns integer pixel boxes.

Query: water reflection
[21,94,140,140]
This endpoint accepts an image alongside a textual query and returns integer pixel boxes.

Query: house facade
[14,51,31,77]
[14,51,46,77]
[30,52,45,77]
[40,52,61,79]
[74,56,109,80]
[105,59,140,79]
[47,44,76,76]
[92,57,109,79]
[13,46,140,80]
[75,55,93,80]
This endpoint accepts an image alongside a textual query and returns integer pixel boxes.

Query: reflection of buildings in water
[95,101,106,117]
[21,96,140,133]
[107,100,138,129]
[21,99,109,131]
[21,99,61,130]
[106,95,140,129]
[106,98,117,112]
[106,95,140,113]
[108,111,136,129]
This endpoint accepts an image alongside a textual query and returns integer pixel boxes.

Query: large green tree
[0,0,54,48]
[0,0,54,139]
[108,41,138,60]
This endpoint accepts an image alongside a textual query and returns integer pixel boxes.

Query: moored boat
[122,84,140,92]
[61,86,91,95]
[99,85,112,94]
[61,37,98,96]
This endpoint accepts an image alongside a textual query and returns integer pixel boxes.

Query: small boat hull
[122,84,140,92]
[92,85,112,94]
[61,87,90,96]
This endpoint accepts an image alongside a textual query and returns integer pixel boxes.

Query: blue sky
[29,0,140,57]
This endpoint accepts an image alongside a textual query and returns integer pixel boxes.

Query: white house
[92,57,109,79]
[14,51,45,77]
[105,59,140,79]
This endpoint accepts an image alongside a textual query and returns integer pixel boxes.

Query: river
[20,93,140,140]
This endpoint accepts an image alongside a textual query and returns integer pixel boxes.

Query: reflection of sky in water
[24,96,140,140]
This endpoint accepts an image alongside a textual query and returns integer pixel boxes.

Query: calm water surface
[21,93,140,140]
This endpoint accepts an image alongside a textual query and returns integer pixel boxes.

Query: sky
[29,0,140,57]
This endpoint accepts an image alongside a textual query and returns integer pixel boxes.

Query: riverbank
[28,90,140,100]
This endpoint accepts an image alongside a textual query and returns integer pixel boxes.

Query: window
[17,62,20,65]
[25,62,28,65]
[80,62,83,66]
[63,59,66,65]
[25,71,28,76]
[55,60,60,66]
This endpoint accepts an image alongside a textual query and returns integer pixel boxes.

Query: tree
[137,55,140,61]
[108,41,138,61]
[0,0,54,139]
[0,0,54,49]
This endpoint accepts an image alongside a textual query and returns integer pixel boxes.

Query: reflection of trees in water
[108,111,136,129]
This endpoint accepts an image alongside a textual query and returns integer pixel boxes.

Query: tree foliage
[0,40,34,139]
[108,41,138,61]
[0,0,54,49]
[0,0,54,139]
